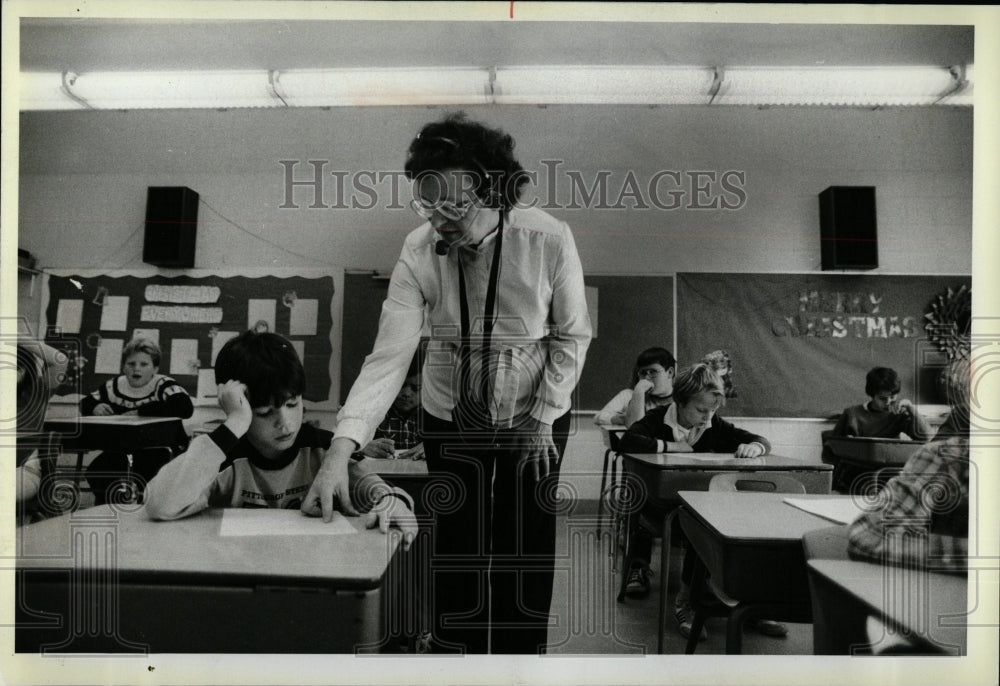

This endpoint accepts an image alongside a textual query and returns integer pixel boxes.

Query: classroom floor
[545,500,814,656]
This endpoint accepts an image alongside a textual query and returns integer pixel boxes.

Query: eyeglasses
[409,197,476,222]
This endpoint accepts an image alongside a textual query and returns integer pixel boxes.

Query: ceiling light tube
[275,67,492,107]
[67,70,280,109]
[20,72,86,110]
[493,66,716,104]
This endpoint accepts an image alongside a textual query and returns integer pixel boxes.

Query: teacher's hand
[302,437,360,521]
[516,417,559,483]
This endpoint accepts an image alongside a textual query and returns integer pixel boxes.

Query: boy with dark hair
[144,331,416,549]
[829,366,931,492]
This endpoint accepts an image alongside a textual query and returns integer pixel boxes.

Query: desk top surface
[623,452,833,472]
[365,457,429,475]
[44,415,183,427]
[808,558,967,651]
[17,505,399,590]
[679,491,854,542]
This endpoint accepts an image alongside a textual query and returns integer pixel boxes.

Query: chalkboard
[339,272,675,412]
[676,272,971,418]
[43,271,335,404]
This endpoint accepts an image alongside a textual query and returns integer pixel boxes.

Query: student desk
[806,559,967,655]
[15,505,401,654]
[676,491,855,654]
[42,415,187,490]
[617,452,832,652]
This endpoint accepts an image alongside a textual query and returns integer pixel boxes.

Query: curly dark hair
[865,367,901,397]
[404,112,529,210]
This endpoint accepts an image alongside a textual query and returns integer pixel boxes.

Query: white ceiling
[19,20,974,72]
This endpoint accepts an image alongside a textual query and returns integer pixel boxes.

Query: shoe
[625,564,651,598]
[750,619,788,638]
[674,599,708,642]
[414,631,433,654]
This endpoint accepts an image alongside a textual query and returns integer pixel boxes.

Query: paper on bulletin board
[291,340,305,363]
[585,286,598,338]
[289,298,318,336]
[94,338,124,374]
[219,508,357,536]
[55,299,84,334]
[99,295,130,331]
[210,331,239,365]
[197,368,218,399]
[132,328,160,344]
[248,299,276,333]
[170,339,199,376]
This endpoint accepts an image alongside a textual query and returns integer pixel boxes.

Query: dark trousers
[86,450,172,505]
[421,409,570,655]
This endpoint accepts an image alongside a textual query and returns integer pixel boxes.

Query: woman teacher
[305,112,592,654]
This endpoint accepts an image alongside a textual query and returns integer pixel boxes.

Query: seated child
[620,363,785,641]
[595,347,675,597]
[144,330,416,551]
[848,358,969,572]
[594,347,675,428]
[82,337,193,504]
[354,356,424,461]
[828,366,931,492]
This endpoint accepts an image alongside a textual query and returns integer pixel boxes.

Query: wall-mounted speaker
[819,186,877,270]
[143,186,199,268]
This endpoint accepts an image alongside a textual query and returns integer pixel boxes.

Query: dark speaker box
[143,186,199,268]
[819,186,878,270]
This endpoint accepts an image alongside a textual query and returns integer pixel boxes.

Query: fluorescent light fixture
[493,66,717,105]
[713,66,973,107]
[18,65,974,111]
[274,67,491,106]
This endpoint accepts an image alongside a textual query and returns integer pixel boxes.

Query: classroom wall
[18,104,972,498]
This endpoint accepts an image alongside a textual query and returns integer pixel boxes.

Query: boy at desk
[144,331,417,550]
[620,363,786,641]
[352,356,424,461]
[828,366,931,492]
[82,337,193,504]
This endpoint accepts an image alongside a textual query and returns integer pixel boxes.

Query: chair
[682,474,808,654]
[597,427,625,533]
[16,431,67,523]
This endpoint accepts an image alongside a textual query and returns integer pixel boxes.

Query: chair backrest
[708,472,807,494]
[607,428,624,452]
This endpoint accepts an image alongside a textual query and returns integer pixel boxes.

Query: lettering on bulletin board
[43,271,336,404]
[676,272,972,418]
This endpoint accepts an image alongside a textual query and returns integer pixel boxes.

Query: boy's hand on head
[365,495,417,551]
[93,403,115,416]
[217,380,252,437]
[302,438,360,521]
[633,379,654,395]
[895,398,915,415]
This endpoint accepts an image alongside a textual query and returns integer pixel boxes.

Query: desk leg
[657,508,678,654]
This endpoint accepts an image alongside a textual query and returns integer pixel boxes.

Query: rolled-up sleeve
[336,253,425,449]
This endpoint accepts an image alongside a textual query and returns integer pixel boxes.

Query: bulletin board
[42,270,337,405]
[340,272,675,412]
[676,272,972,418]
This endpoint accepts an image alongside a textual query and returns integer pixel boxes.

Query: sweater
[619,405,771,455]
[144,423,404,521]
[81,374,194,419]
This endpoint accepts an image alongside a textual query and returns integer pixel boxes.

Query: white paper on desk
[55,299,84,334]
[289,298,318,336]
[220,508,357,536]
[99,295,130,331]
[684,453,746,462]
[784,497,865,525]
[94,338,124,373]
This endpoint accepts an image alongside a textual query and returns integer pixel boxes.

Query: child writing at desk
[144,330,417,550]
[352,356,424,461]
[82,337,193,504]
[620,363,786,641]
[828,366,931,492]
